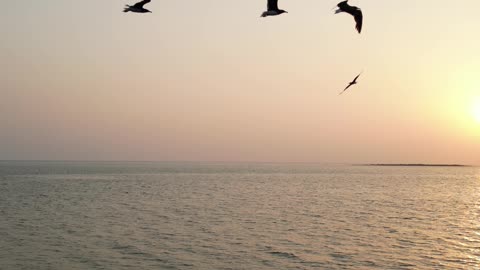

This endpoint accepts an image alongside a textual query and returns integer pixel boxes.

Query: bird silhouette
[335,0,363,33]
[261,0,288,17]
[339,72,362,95]
[124,0,152,13]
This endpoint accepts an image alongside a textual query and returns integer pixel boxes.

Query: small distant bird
[335,0,363,33]
[339,72,362,95]
[124,0,152,13]
[261,0,288,17]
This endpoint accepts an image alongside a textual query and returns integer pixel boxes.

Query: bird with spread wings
[124,0,152,13]
[261,0,288,17]
[335,0,363,34]
[339,72,362,95]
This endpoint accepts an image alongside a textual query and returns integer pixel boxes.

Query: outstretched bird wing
[352,72,361,83]
[339,83,353,95]
[267,0,279,11]
[352,9,363,33]
[133,0,151,8]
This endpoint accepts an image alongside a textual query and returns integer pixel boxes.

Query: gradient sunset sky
[2,0,480,164]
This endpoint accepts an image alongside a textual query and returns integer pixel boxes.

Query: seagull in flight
[261,0,288,17]
[339,72,362,95]
[124,0,152,13]
[335,0,363,33]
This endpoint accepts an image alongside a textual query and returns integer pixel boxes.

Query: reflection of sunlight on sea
[464,173,480,266]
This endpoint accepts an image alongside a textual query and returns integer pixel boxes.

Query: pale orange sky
[1,0,480,164]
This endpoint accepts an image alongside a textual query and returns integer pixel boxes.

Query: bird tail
[260,12,268,17]
[124,5,130,12]
[334,9,342,14]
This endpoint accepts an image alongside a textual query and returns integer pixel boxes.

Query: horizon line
[0,160,477,167]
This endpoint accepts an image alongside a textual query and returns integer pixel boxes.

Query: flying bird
[335,0,363,33]
[261,0,288,17]
[339,72,362,95]
[124,0,152,13]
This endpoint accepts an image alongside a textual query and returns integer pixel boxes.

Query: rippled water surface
[1,161,480,269]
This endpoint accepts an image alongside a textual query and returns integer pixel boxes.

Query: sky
[1,0,480,164]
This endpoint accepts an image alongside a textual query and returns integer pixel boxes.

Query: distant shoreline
[0,160,474,167]
[360,164,470,167]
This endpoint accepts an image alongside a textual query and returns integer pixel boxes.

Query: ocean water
[1,161,479,269]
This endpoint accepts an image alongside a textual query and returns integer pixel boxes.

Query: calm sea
[1,161,479,269]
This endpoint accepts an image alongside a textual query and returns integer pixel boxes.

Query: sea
[1,161,479,269]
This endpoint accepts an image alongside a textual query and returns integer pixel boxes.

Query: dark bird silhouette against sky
[339,72,362,95]
[124,0,152,13]
[261,0,288,17]
[335,0,363,33]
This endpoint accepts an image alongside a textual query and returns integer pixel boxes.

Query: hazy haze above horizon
[1,0,480,164]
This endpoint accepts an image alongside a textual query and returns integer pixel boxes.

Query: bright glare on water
[1,161,480,269]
